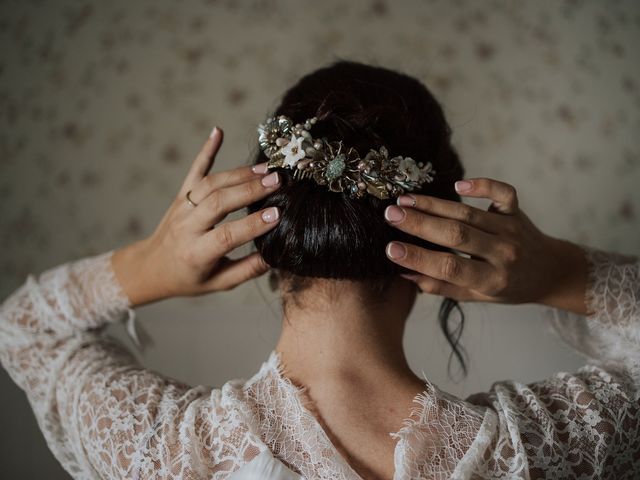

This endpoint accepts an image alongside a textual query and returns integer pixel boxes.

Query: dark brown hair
[247,59,468,379]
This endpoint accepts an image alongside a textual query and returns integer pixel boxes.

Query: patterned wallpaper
[0,0,639,477]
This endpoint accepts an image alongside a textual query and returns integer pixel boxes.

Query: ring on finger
[186,190,199,207]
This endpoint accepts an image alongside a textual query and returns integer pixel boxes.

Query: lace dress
[0,244,638,479]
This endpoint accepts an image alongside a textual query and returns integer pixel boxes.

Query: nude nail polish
[262,207,280,223]
[455,180,472,193]
[261,172,280,187]
[252,162,269,174]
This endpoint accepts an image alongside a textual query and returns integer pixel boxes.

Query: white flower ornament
[398,157,434,183]
[280,134,306,167]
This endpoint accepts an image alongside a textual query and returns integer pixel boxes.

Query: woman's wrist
[537,236,589,315]
[111,238,169,308]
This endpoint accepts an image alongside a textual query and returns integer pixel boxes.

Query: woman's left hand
[383,178,589,314]
[112,127,281,307]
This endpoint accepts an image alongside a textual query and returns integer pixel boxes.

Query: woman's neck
[273,277,431,478]
[274,276,422,389]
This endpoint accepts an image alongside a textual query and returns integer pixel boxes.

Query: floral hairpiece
[256,114,435,200]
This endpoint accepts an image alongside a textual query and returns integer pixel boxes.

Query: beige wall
[1,0,639,477]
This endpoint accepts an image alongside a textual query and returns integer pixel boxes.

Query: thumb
[401,273,477,301]
[204,252,270,292]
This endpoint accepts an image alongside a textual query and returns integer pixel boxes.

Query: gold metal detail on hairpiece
[257,114,435,200]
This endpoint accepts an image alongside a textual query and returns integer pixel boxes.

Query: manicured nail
[261,207,280,223]
[400,273,421,282]
[384,205,406,223]
[252,162,269,174]
[397,194,416,207]
[209,126,219,139]
[455,180,472,193]
[386,242,407,259]
[261,171,280,187]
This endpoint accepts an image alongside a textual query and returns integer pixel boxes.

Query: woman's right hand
[384,178,590,315]
[112,127,282,307]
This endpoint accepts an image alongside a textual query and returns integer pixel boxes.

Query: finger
[384,205,501,259]
[396,193,505,234]
[199,207,280,258]
[186,161,270,206]
[386,242,495,290]
[191,172,281,229]
[179,127,224,197]
[400,273,491,302]
[454,178,519,215]
[202,252,270,291]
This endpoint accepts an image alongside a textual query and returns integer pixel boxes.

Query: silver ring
[186,190,198,207]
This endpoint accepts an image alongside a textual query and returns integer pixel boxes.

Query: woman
[1,60,638,479]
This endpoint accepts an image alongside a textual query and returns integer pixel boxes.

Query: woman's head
[247,59,469,378]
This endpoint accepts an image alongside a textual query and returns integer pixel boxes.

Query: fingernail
[400,273,420,282]
[386,242,407,259]
[261,207,280,223]
[252,162,269,174]
[209,126,219,139]
[455,180,472,193]
[384,205,406,223]
[397,194,416,207]
[261,171,280,187]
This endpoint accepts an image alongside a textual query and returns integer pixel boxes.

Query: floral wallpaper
[0,0,639,477]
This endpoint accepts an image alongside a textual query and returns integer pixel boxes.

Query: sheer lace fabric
[0,244,638,479]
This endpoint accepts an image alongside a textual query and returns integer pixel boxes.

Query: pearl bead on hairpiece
[256,114,435,200]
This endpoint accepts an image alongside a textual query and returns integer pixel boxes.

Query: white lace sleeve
[547,244,640,381]
[0,251,213,480]
[465,245,640,478]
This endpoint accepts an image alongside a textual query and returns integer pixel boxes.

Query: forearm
[538,237,590,316]
[0,249,200,479]
[0,251,135,404]
[111,238,167,308]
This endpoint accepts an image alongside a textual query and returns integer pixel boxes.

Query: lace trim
[242,350,359,478]
[246,350,488,479]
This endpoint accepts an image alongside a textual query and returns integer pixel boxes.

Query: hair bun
[248,60,463,280]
